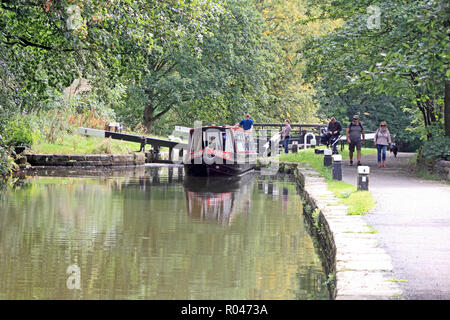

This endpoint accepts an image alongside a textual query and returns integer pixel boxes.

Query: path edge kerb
[289,163,403,300]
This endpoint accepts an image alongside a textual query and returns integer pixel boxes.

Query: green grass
[416,168,450,184]
[280,146,377,215]
[33,133,144,154]
[388,279,408,283]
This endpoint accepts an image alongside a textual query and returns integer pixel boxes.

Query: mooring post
[357,166,370,191]
[332,154,342,180]
[323,149,332,167]
[292,141,298,153]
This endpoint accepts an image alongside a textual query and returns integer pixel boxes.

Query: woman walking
[374,121,392,167]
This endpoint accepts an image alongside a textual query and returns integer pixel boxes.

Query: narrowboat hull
[184,162,255,177]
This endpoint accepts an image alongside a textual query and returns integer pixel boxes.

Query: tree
[254,0,340,124]
[302,0,450,139]
[114,0,281,132]
[0,0,224,133]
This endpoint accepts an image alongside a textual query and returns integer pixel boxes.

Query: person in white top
[373,121,392,167]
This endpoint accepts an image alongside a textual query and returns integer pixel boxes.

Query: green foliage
[316,87,422,151]
[302,0,449,143]
[116,0,283,133]
[1,0,225,132]
[3,115,39,147]
[254,0,334,124]
[311,208,321,230]
[0,142,11,176]
[422,135,450,161]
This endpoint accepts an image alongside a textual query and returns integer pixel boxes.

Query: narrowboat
[184,125,257,176]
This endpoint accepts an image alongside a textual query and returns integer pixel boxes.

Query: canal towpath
[341,152,450,299]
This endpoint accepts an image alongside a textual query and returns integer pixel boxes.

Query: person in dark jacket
[326,117,342,153]
[328,117,342,138]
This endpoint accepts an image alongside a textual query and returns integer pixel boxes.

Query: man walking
[345,115,365,166]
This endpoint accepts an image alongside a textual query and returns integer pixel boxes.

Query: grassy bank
[280,146,377,215]
[32,132,171,155]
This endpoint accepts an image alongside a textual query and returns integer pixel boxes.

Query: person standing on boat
[236,113,254,131]
[280,119,291,154]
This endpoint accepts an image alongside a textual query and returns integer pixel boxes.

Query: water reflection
[0,166,329,300]
[184,174,254,225]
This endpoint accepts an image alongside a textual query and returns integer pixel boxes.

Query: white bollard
[357,166,370,191]
[324,149,332,167]
[332,154,342,180]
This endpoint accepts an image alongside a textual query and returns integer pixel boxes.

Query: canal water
[0,165,329,300]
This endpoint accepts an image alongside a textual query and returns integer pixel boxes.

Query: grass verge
[280,146,377,215]
[32,132,171,155]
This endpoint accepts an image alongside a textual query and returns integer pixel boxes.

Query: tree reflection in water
[0,166,329,300]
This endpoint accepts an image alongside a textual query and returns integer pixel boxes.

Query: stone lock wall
[285,163,403,300]
[25,153,146,167]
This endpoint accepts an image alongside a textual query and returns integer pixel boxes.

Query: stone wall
[434,160,450,180]
[416,149,450,180]
[25,153,146,167]
[286,163,403,300]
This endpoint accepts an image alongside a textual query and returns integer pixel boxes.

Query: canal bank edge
[288,163,403,300]
[24,152,147,167]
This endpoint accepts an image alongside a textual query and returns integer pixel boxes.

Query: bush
[3,115,39,147]
[0,142,11,176]
[0,140,13,176]
[422,136,450,161]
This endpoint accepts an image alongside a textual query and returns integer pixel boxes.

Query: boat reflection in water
[184,173,255,225]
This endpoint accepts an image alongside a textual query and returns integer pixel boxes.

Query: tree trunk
[445,80,450,137]
[143,104,154,134]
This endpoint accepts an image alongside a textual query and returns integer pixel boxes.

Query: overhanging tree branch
[1,33,87,52]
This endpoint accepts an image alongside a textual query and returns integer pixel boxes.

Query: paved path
[341,152,450,299]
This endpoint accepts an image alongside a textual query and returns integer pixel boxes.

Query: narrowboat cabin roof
[188,125,247,133]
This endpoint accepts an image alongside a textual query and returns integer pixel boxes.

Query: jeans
[376,144,387,162]
[283,136,290,154]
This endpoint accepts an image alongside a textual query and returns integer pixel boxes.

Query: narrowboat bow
[184,125,257,176]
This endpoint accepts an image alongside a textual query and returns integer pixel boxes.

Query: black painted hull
[184,162,254,177]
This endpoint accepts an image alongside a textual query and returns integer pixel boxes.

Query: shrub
[94,137,113,154]
[3,115,39,147]
[422,136,450,161]
[0,142,11,176]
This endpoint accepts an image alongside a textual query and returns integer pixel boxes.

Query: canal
[0,165,329,299]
